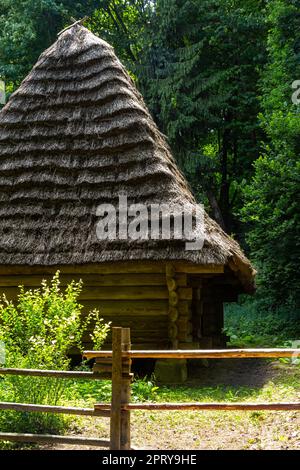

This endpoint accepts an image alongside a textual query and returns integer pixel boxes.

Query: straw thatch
[0,25,255,291]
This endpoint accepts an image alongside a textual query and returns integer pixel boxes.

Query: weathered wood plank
[75,300,168,316]
[0,401,109,417]
[0,286,170,301]
[0,262,224,275]
[83,331,166,342]
[0,273,188,287]
[0,432,110,447]
[121,402,300,411]
[0,262,165,275]
[175,264,224,274]
[84,348,300,359]
[0,368,101,379]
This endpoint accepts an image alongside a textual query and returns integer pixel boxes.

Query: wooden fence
[0,326,299,450]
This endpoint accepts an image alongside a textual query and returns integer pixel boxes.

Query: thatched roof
[0,25,255,292]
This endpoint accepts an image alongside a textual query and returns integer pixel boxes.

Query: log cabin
[0,25,255,358]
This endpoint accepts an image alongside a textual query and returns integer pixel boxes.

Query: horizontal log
[178,342,200,349]
[0,432,110,447]
[84,328,166,339]
[84,348,300,359]
[81,300,169,316]
[0,273,187,287]
[0,401,109,417]
[94,358,112,364]
[121,402,300,411]
[175,263,224,274]
[92,363,112,372]
[1,286,171,301]
[0,368,103,379]
[0,262,223,276]
[89,334,167,344]
[0,273,188,288]
[0,262,166,275]
[129,343,169,350]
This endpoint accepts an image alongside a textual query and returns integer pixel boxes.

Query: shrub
[0,271,110,436]
[224,296,300,347]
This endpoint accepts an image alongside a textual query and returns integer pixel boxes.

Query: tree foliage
[0,0,299,311]
[138,0,267,236]
[242,0,300,308]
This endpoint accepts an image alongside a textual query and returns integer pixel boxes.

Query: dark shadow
[186,358,276,388]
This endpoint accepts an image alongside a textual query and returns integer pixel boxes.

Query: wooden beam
[121,402,300,411]
[0,273,188,288]
[80,300,169,316]
[84,348,300,360]
[174,264,224,274]
[0,368,101,379]
[1,286,170,301]
[0,432,110,447]
[0,263,166,275]
[0,262,224,276]
[0,402,109,417]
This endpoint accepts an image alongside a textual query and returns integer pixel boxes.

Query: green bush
[224,297,300,347]
[0,271,110,437]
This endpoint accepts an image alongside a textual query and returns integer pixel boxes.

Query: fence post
[121,328,132,450]
[110,327,122,450]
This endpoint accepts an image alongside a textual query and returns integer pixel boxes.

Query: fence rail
[0,327,299,450]
[0,368,100,379]
[0,402,110,417]
[84,348,300,359]
[0,433,110,447]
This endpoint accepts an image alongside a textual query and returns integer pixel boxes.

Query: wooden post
[120,328,132,450]
[110,327,122,450]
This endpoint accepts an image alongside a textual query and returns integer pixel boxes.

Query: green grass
[1,361,299,450]
[1,295,299,449]
[61,363,300,407]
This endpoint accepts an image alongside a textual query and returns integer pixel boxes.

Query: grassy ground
[37,358,300,450]
[1,301,299,450]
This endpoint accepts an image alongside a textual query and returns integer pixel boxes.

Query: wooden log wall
[0,262,226,351]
